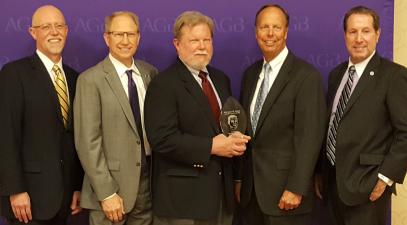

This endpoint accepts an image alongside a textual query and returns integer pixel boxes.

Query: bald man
[0,5,83,225]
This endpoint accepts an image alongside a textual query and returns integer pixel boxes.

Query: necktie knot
[52,64,60,72]
[348,65,356,80]
[198,71,208,80]
[126,70,133,80]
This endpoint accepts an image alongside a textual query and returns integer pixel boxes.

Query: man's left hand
[70,191,82,215]
[369,179,387,202]
[278,190,302,210]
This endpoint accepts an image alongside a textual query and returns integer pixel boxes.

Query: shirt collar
[263,46,289,70]
[36,49,63,73]
[109,53,140,77]
[347,50,376,78]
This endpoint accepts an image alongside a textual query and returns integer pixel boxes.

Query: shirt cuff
[103,193,117,201]
[378,173,394,186]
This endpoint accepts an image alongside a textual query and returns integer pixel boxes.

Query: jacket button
[136,141,141,145]
[136,162,141,166]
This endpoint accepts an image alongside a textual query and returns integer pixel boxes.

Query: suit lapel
[30,54,65,127]
[102,57,138,136]
[176,60,219,132]
[254,53,295,136]
[328,64,348,113]
[135,60,151,88]
[343,54,380,116]
[63,65,76,130]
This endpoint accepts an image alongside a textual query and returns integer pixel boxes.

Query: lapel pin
[369,71,375,76]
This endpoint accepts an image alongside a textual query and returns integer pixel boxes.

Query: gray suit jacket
[74,56,157,212]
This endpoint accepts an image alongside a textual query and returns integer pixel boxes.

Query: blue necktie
[251,63,271,134]
[126,70,147,169]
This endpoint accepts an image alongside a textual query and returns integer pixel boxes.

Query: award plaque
[220,97,247,135]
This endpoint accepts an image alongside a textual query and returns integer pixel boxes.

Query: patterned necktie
[126,70,147,169]
[198,71,221,123]
[251,63,271,134]
[326,65,356,165]
[52,65,69,128]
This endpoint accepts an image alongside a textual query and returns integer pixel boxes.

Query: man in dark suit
[144,11,250,225]
[0,5,83,225]
[237,4,327,225]
[315,6,407,225]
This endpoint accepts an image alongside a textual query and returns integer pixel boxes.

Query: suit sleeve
[144,76,212,166]
[286,70,327,195]
[0,64,26,195]
[74,73,119,200]
[379,67,407,183]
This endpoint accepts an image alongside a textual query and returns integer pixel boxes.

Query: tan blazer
[74,56,157,212]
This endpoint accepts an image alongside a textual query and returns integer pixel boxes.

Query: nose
[121,33,130,44]
[50,25,58,35]
[198,40,205,49]
[266,27,274,37]
[355,32,363,42]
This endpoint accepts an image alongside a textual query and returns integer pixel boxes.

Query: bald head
[29,5,68,63]
[32,5,65,27]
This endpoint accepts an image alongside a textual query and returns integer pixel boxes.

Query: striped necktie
[251,63,271,134]
[52,65,69,128]
[326,65,356,165]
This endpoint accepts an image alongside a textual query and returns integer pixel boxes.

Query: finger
[120,198,125,214]
[14,207,23,222]
[278,200,285,210]
[315,186,323,200]
[112,211,119,223]
[369,193,377,201]
[72,206,82,215]
[11,205,18,220]
[20,207,29,223]
[284,202,292,210]
[118,209,123,221]
[26,206,32,221]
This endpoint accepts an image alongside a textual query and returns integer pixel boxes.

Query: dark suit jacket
[321,53,407,206]
[0,53,83,220]
[239,52,327,216]
[144,59,234,220]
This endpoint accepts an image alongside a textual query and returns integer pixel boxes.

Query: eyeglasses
[107,31,139,40]
[31,23,67,32]
[257,25,282,33]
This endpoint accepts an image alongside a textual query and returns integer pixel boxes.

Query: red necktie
[198,71,221,122]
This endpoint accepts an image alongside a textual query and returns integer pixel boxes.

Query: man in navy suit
[0,5,83,225]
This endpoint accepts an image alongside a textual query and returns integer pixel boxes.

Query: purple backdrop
[0,0,394,225]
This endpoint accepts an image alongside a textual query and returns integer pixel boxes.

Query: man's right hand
[211,132,251,157]
[10,192,32,223]
[101,193,125,223]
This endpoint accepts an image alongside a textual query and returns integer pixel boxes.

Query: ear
[103,32,110,47]
[28,27,37,41]
[173,38,180,51]
[376,28,381,43]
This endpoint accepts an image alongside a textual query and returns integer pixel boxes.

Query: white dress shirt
[250,46,289,117]
[109,54,151,156]
[36,49,70,102]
